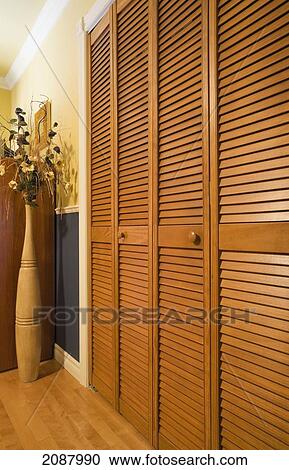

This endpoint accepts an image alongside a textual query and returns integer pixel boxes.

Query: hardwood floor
[0,360,150,450]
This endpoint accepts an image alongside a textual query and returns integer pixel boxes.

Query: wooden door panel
[117,0,149,228]
[119,243,150,438]
[157,0,209,450]
[159,226,203,249]
[158,246,205,449]
[219,248,289,450]
[216,0,289,450]
[157,0,204,229]
[117,0,150,439]
[89,0,210,447]
[91,240,114,402]
[220,223,289,253]
[90,14,115,404]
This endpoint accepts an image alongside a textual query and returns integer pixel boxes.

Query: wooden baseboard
[54,344,80,382]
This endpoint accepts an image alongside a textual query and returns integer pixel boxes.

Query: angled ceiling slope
[0,0,71,90]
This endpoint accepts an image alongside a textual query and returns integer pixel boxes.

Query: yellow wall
[0,88,11,122]
[10,0,96,207]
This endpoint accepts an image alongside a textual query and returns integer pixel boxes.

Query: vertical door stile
[202,0,211,450]
[209,0,220,450]
[148,0,159,449]
[110,1,120,411]
[87,29,93,389]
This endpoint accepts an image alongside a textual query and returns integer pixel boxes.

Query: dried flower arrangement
[0,99,70,207]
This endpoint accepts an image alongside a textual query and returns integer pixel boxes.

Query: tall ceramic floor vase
[16,204,41,382]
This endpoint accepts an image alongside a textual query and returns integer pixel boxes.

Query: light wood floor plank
[0,360,150,450]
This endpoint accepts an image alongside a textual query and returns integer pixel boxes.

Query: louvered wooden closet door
[157,0,210,450]
[215,0,289,450]
[116,0,151,440]
[89,13,115,404]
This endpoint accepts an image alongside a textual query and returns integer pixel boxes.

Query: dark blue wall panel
[55,212,79,361]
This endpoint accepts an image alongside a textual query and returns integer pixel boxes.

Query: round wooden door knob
[118,232,126,241]
[191,231,200,244]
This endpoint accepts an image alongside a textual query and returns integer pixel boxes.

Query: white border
[54,343,80,382]
[84,0,114,32]
[78,0,113,388]
[78,18,89,388]
[55,205,79,215]
[0,0,71,90]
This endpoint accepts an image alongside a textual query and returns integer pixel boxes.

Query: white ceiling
[0,0,46,76]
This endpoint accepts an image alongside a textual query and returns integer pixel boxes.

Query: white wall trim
[55,205,79,215]
[54,343,80,382]
[83,0,114,32]
[0,77,9,90]
[0,0,71,90]
[78,19,89,388]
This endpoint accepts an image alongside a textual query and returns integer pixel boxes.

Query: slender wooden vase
[16,204,41,382]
